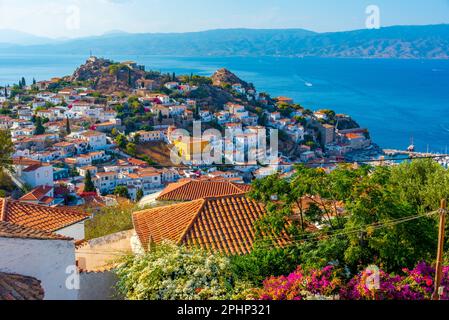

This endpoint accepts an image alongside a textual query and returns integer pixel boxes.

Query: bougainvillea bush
[256,263,449,300]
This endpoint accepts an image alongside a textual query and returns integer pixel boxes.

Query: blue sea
[1,54,449,152]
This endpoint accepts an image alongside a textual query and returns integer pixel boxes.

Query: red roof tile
[0,221,73,241]
[20,186,53,202]
[133,194,287,255]
[0,273,45,300]
[0,198,89,233]
[156,180,252,201]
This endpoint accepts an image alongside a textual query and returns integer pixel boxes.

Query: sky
[0,0,448,38]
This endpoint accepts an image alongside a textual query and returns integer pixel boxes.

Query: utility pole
[432,199,447,300]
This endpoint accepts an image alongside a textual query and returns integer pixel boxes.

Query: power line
[252,211,439,251]
[70,212,439,256]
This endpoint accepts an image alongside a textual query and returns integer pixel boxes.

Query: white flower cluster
[116,241,252,300]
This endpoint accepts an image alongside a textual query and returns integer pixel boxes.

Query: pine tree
[84,170,96,193]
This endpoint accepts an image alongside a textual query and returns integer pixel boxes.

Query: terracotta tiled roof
[0,273,45,300]
[156,180,252,201]
[0,221,73,241]
[133,194,285,255]
[0,198,89,233]
[20,186,53,202]
[22,163,50,173]
[12,157,41,166]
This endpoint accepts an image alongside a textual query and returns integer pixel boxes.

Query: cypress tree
[84,170,96,193]
[66,117,71,134]
[34,117,45,135]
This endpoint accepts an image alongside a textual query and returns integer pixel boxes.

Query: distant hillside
[2,25,449,59]
[0,29,56,45]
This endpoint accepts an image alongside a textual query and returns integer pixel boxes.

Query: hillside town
[0,57,381,300]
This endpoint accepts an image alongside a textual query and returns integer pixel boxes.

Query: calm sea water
[1,54,449,152]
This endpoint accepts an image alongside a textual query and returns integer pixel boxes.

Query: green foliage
[230,246,302,285]
[34,117,45,135]
[0,171,15,196]
[83,170,96,193]
[114,186,130,199]
[126,143,137,157]
[0,130,14,171]
[115,134,128,149]
[136,189,144,202]
[249,160,447,274]
[85,203,136,240]
[65,117,71,134]
[116,241,252,300]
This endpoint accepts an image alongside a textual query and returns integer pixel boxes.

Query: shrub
[115,241,252,300]
[255,263,449,300]
[85,203,135,240]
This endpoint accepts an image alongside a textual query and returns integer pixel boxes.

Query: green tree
[83,170,96,193]
[126,143,137,157]
[249,159,445,274]
[0,130,14,171]
[157,110,163,123]
[115,134,128,149]
[114,186,130,199]
[133,133,141,144]
[65,117,71,134]
[136,189,144,202]
[34,117,45,135]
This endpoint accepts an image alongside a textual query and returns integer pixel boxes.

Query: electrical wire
[252,210,439,251]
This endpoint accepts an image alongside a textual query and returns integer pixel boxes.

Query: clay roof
[156,180,252,201]
[0,273,45,300]
[0,221,72,241]
[133,194,286,255]
[12,157,41,166]
[22,163,49,173]
[0,198,89,233]
[19,186,53,202]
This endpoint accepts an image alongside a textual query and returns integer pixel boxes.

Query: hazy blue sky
[0,0,448,38]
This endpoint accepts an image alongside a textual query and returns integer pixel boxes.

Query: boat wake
[440,124,449,133]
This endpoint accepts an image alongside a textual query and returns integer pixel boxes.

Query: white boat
[305,82,313,87]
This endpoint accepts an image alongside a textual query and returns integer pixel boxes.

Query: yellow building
[174,138,210,163]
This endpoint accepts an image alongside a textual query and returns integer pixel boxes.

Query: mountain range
[1,25,448,59]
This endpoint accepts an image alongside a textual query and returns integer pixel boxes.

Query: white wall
[57,222,86,241]
[0,237,77,300]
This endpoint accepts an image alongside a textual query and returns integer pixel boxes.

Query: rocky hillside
[68,57,146,93]
[211,68,253,89]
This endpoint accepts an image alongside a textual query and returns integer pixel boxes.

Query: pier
[383,149,449,158]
